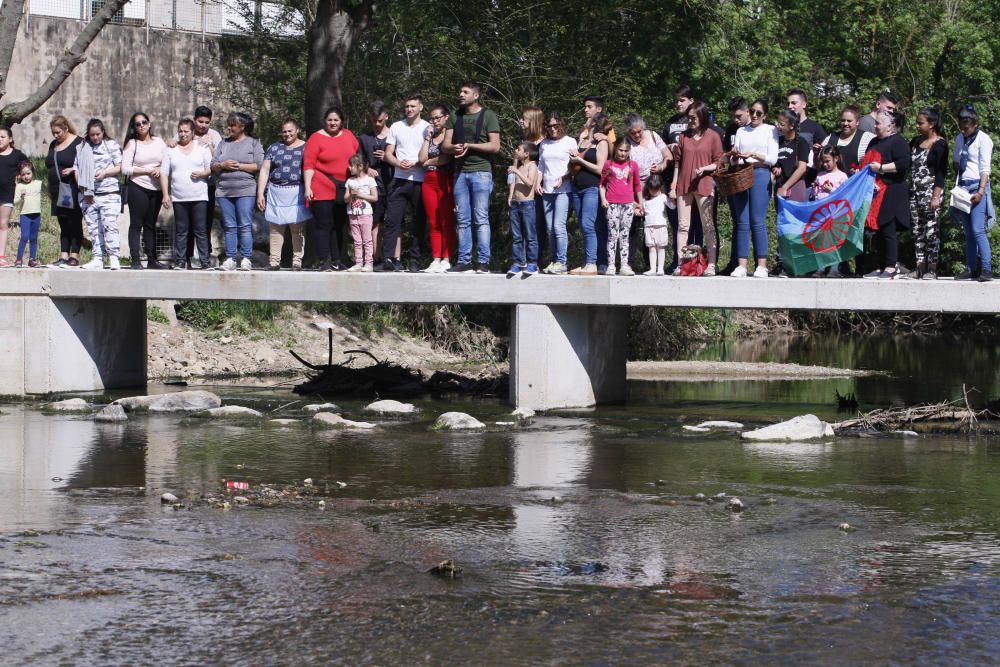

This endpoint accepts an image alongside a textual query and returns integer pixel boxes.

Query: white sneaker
[752,266,769,278]
[731,266,748,278]
[109,256,120,271]
[81,258,103,270]
[347,263,363,272]
[619,265,635,276]
[361,265,373,272]
[221,258,236,271]
[424,259,442,273]
[703,264,717,277]
[239,258,252,271]
[643,268,657,276]
[438,259,451,273]
[604,265,617,276]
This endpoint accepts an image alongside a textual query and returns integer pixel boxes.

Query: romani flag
[775,168,877,276]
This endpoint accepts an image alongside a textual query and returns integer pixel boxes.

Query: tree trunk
[304,0,372,134]
[0,0,132,126]
[0,0,26,100]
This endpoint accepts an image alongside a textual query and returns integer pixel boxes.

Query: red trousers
[422,169,456,260]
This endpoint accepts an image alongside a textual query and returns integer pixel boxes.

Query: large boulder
[364,399,418,415]
[94,404,128,423]
[194,406,263,419]
[46,398,90,412]
[115,390,222,413]
[511,407,536,424]
[741,414,835,441]
[313,412,376,430]
[432,412,486,431]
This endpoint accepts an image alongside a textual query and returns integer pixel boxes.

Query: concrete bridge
[2,269,997,409]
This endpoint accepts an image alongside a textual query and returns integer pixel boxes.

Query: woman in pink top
[600,137,644,275]
[670,101,723,275]
[122,112,168,269]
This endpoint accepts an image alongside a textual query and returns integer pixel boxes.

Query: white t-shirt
[346,176,377,216]
[954,131,994,182]
[165,143,213,202]
[643,193,668,228]
[538,136,577,194]
[387,118,430,182]
[734,124,779,166]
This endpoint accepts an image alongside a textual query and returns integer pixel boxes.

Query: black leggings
[383,178,426,260]
[56,208,84,254]
[174,200,210,267]
[876,218,899,271]
[127,181,163,261]
[311,199,347,265]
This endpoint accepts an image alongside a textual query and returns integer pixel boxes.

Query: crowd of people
[0,82,992,280]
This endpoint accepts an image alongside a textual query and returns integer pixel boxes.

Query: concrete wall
[6,15,230,155]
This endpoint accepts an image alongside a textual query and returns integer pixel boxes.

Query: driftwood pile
[834,388,998,434]
[290,331,506,398]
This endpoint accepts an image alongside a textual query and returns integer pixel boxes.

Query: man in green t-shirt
[443,81,501,273]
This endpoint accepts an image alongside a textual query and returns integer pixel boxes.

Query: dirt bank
[147,303,465,381]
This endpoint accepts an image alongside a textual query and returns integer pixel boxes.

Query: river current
[2,334,1000,664]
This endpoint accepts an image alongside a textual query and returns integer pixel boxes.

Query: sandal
[0,256,9,268]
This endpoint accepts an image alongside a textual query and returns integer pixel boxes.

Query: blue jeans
[453,171,493,264]
[509,199,538,265]
[951,182,993,273]
[733,168,771,261]
[570,186,600,265]
[17,213,40,260]
[218,195,255,260]
[542,192,569,264]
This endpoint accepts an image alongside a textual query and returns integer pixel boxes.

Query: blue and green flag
[776,169,876,276]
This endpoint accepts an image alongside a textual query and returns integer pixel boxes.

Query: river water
[3,335,1000,664]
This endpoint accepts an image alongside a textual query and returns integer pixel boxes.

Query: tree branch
[0,0,26,100]
[0,0,131,125]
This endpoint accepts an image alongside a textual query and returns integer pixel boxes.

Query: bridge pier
[0,296,147,396]
[509,304,628,411]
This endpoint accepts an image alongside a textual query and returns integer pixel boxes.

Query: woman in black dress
[0,126,28,267]
[45,115,85,267]
[865,110,911,279]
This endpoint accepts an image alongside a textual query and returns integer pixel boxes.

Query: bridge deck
[2,268,997,313]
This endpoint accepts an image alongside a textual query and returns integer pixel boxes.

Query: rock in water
[46,398,90,412]
[432,412,486,431]
[304,403,341,414]
[683,425,711,432]
[196,406,263,419]
[94,405,128,423]
[695,420,744,430]
[511,407,536,424]
[364,399,418,415]
[312,412,376,430]
[741,414,835,441]
[115,391,222,413]
[161,492,179,503]
[727,498,745,512]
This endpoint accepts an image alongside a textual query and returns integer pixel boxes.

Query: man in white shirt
[376,95,430,272]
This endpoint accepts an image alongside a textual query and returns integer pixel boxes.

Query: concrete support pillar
[509,304,628,410]
[0,296,147,396]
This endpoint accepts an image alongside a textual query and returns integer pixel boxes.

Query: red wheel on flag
[802,199,853,252]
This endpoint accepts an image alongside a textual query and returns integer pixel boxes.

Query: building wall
[7,15,231,155]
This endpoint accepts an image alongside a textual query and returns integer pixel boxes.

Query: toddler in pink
[345,155,378,271]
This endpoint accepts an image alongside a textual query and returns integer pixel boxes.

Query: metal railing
[25,0,279,37]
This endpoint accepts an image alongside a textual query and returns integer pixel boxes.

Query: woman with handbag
[122,112,169,269]
[45,116,84,268]
[212,112,264,271]
[303,106,359,271]
[949,104,995,282]
[731,99,779,278]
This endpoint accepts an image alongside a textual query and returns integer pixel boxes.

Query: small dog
[678,244,707,276]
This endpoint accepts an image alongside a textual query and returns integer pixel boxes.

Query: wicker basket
[713,158,755,197]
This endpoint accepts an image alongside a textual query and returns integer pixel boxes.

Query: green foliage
[176,300,286,337]
[146,305,171,324]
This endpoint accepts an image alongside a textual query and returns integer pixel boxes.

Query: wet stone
[94,405,128,423]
